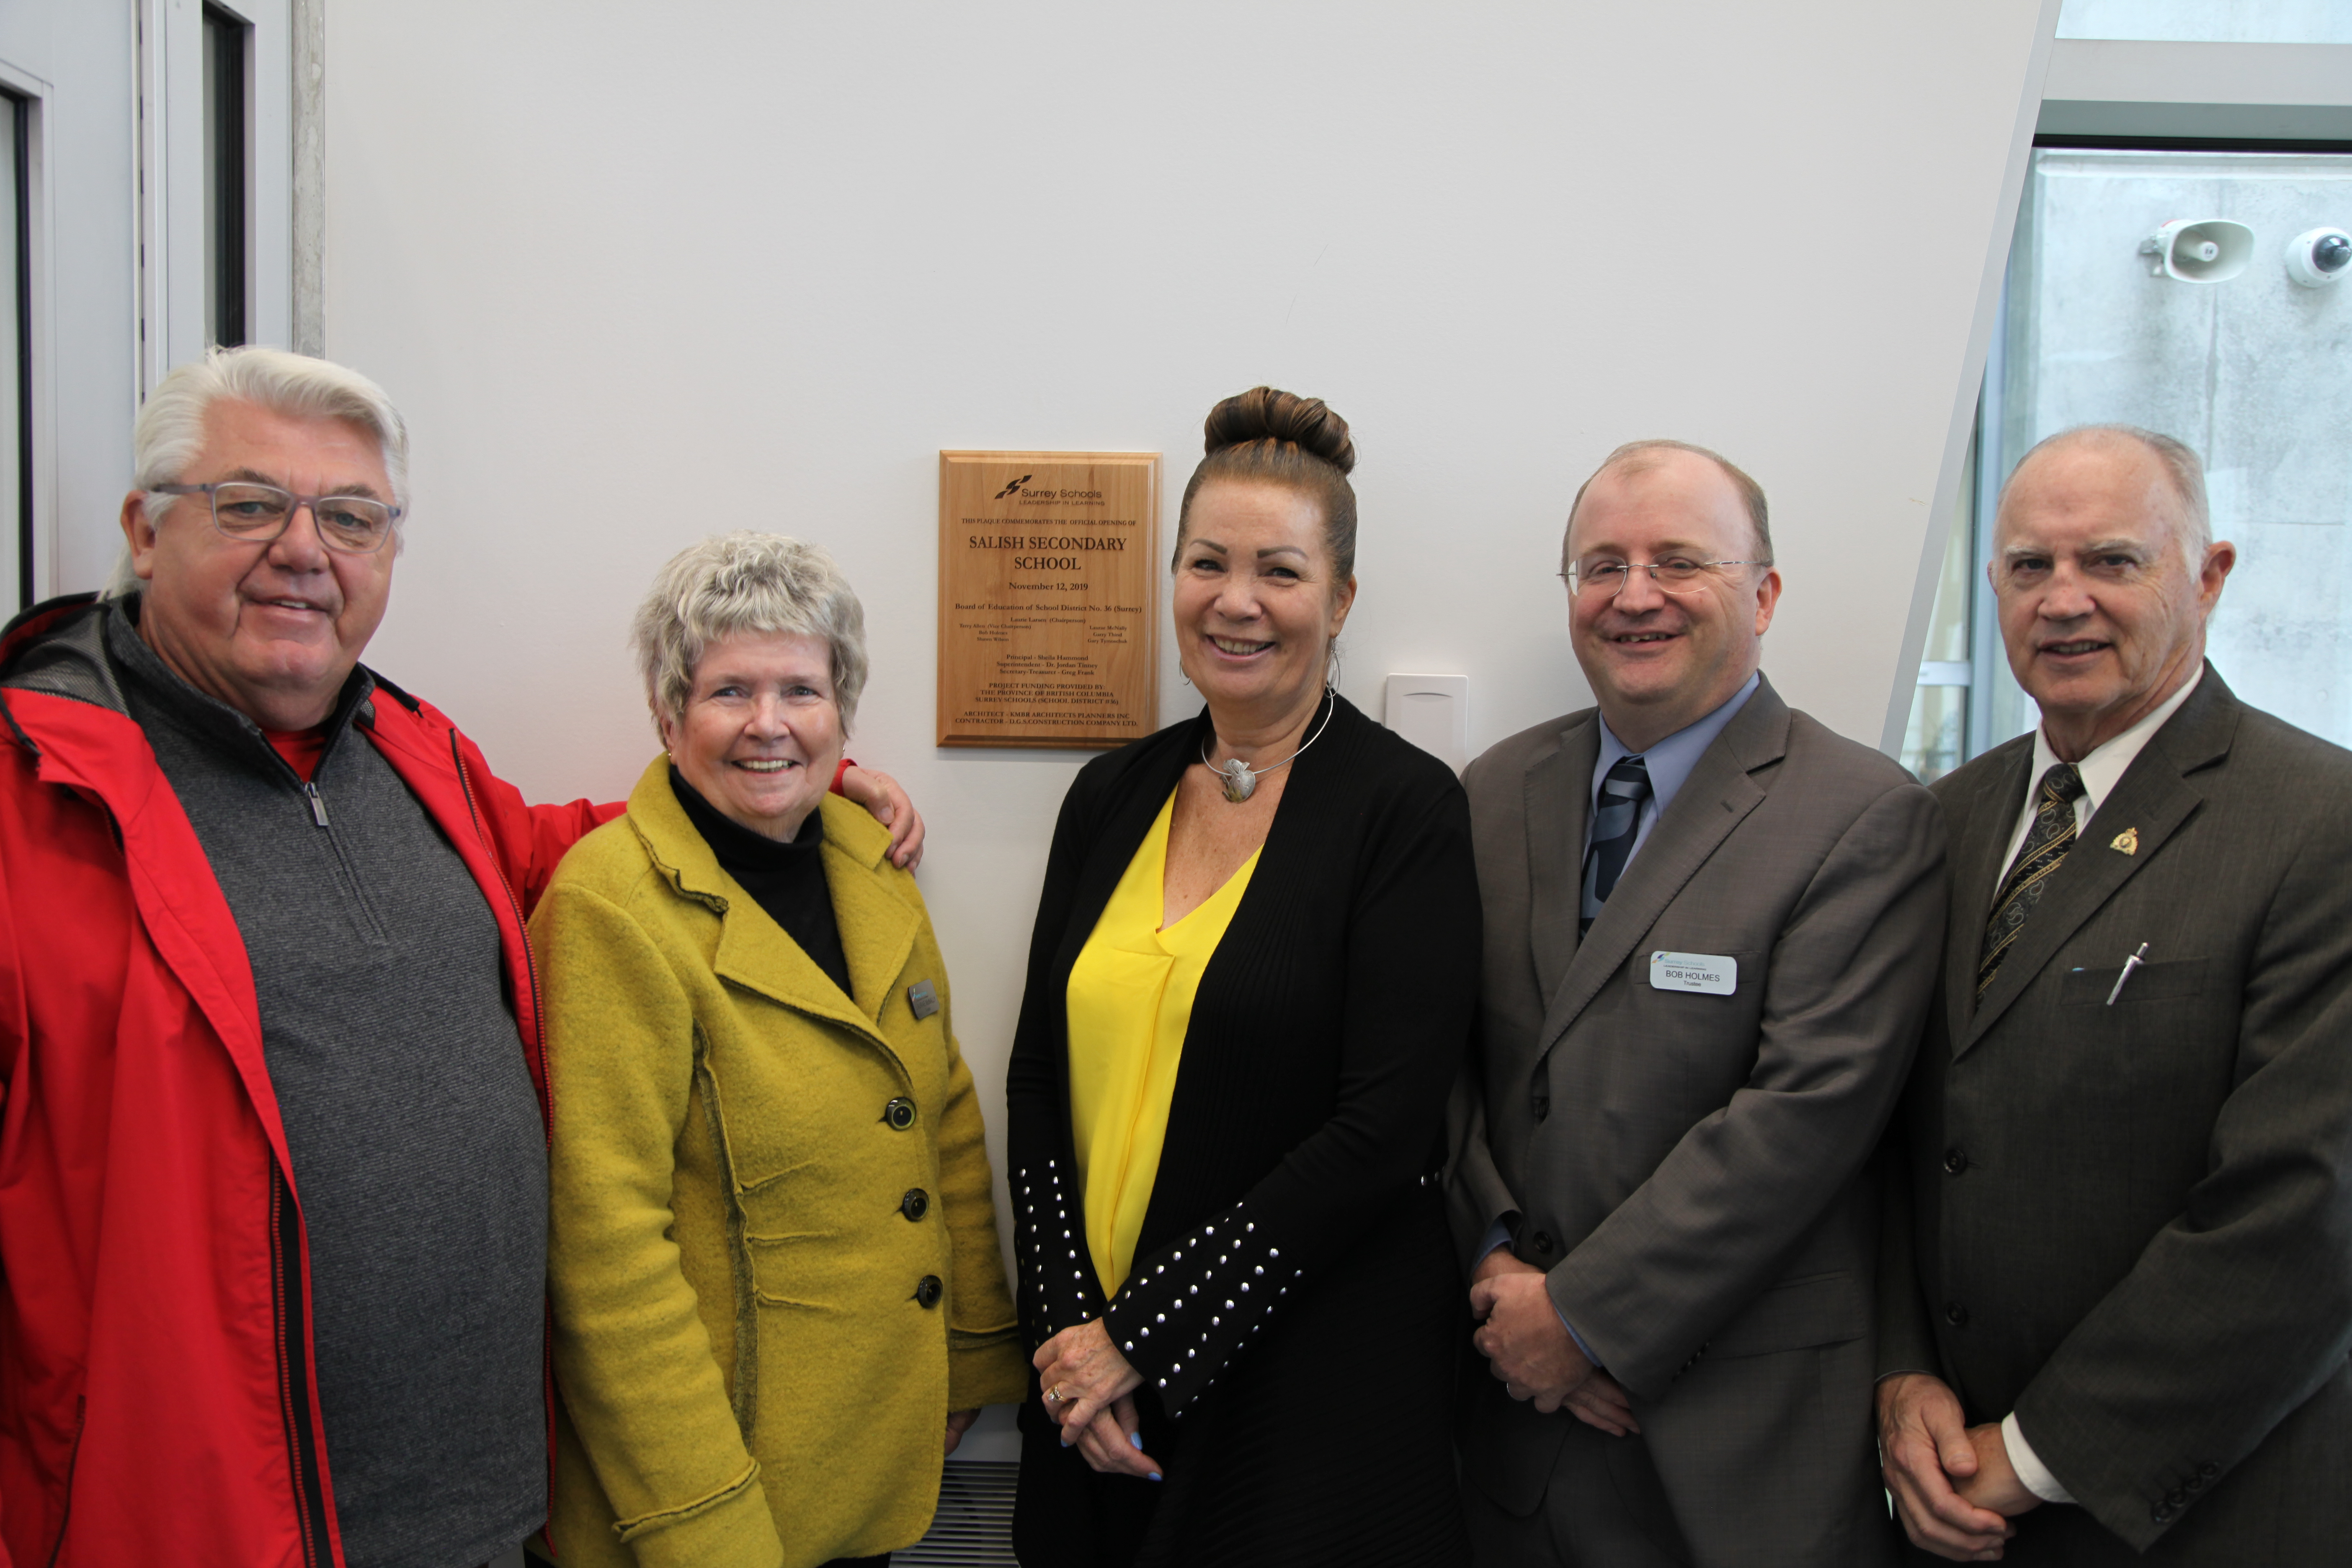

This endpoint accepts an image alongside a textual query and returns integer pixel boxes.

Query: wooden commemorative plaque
[937,451,1160,748]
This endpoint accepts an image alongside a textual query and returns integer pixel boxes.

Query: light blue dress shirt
[1583,671,1761,875]
[1482,671,1763,1367]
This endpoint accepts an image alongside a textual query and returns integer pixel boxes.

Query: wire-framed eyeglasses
[1560,557,1771,597]
[152,481,404,555]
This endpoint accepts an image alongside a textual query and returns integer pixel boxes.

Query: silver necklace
[1201,690,1336,804]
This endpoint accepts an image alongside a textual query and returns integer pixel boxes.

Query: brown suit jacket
[1449,676,1945,1565]
[1880,667,2352,1564]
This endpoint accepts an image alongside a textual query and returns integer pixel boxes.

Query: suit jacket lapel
[1533,678,1787,1058]
[626,760,896,1042]
[1959,671,2239,1056]
[1945,738,2032,1047]
[714,889,889,1038]
[1525,714,1598,1010]
[815,797,919,1025]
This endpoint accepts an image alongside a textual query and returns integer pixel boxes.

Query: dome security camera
[2138,219,2255,283]
[2285,227,2352,288]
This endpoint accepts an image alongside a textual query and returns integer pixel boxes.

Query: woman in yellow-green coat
[533,533,1026,1568]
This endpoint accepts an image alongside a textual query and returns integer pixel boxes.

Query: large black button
[1944,1301,1970,1328]
[901,1188,930,1221]
[2165,1489,2188,1509]
[884,1097,917,1131]
[1943,1147,1970,1176]
[914,1274,944,1309]
[2198,1462,2219,1478]
[1532,1232,1555,1254]
[2152,1505,2174,1524]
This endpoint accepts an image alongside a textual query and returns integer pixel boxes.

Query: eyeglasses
[152,481,404,555]
[1561,557,1770,596]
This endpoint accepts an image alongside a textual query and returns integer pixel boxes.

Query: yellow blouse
[1065,790,1259,1297]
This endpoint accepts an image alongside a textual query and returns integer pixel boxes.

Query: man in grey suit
[1447,440,1946,1566]
[1877,425,2352,1565]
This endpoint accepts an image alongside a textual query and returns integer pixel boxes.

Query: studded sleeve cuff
[1009,1154,1102,1349]
[1098,1197,1307,1418]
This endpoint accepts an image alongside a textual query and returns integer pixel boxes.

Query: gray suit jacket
[1880,667,2352,1564]
[1448,676,1945,1563]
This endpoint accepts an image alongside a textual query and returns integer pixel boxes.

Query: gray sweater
[105,604,547,1568]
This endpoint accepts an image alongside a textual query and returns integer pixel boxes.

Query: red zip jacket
[0,595,619,1568]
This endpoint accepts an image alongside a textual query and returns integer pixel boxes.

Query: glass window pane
[1975,650,2039,749]
[2057,0,2352,44]
[1901,685,1968,784]
[2004,147,2352,749]
[1924,430,1975,665]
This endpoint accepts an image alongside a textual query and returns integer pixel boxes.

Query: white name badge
[1649,951,1737,995]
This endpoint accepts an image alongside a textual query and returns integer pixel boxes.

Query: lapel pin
[907,979,940,1020]
[2110,827,2139,856]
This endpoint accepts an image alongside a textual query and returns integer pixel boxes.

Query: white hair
[105,346,411,598]
[632,532,869,735]
[2001,424,2213,570]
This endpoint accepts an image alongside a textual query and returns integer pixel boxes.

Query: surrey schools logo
[995,473,1034,500]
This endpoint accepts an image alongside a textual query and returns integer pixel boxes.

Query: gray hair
[106,346,412,598]
[632,532,869,735]
[1562,438,1774,572]
[2001,424,2213,567]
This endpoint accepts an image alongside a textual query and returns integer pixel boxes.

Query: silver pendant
[1199,689,1336,805]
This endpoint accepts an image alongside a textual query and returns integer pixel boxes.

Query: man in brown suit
[1448,441,1945,1565]
[1877,425,2352,1565]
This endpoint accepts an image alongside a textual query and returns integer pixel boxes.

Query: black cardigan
[1006,694,1480,1435]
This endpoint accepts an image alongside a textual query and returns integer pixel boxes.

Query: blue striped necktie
[1581,755,1653,935]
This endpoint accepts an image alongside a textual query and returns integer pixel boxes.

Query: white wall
[321,0,2052,1446]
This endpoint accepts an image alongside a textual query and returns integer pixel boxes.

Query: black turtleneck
[668,766,853,999]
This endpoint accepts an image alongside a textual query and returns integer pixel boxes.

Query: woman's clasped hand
[1033,1319,1161,1479]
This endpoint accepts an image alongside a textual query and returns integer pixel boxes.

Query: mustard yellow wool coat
[534,758,1026,1568]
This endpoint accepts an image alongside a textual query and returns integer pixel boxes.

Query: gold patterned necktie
[1978,761,2088,999]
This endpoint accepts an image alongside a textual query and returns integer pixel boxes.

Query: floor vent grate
[899,1458,1019,1566]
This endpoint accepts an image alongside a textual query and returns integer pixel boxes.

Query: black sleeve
[1004,761,1112,1351]
[1099,779,1482,1416]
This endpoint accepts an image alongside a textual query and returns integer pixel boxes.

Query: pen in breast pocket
[2104,942,2151,1006]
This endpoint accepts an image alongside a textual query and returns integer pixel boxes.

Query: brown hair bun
[1202,386,1356,475]
[1176,385,1360,579]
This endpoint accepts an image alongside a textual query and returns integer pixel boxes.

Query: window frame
[138,0,291,396]
[1894,31,2352,773]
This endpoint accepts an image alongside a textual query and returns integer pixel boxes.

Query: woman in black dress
[1006,387,1480,1566]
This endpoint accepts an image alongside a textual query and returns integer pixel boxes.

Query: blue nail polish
[1129,1431,1144,1450]
[1059,1436,1072,1447]
[1148,1472,1163,1481]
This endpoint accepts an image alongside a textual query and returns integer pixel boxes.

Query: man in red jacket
[0,347,918,1568]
